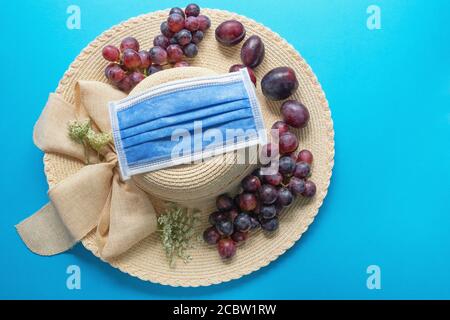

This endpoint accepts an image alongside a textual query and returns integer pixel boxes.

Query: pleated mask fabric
[109,68,266,180]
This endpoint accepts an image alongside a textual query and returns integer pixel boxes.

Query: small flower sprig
[68,120,112,164]
[157,203,200,268]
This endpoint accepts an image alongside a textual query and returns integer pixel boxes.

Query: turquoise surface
[1,0,449,299]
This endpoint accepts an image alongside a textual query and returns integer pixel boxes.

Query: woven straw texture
[43,9,335,287]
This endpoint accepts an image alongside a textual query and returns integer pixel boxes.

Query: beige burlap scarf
[16,81,157,260]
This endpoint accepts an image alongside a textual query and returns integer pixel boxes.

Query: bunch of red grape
[204,141,316,259]
[101,3,211,92]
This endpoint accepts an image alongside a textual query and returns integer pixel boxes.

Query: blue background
[1,0,449,299]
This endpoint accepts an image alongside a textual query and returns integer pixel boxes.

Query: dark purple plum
[241,35,265,68]
[261,67,299,100]
[281,100,310,129]
[215,20,246,46]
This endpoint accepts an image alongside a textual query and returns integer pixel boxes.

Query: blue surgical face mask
[109,68,266,180]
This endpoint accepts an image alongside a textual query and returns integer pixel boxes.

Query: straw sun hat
[41,8,334,286]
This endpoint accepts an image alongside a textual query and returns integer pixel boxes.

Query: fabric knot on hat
[16,81,157,260]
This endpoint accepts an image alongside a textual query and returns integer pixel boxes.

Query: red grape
[229,64,257,86]
[117,75,133,92]
[260,205,277,219]
[169,7,185,18]
[263,172,283,186]
[203,226,221,245]
[122,49,141,70]
[160,21,174,38]
[175,29,192,46]
[120,37,139,52]
[293,162,311,179]
[217,238,236,259]
[216,220,234,236]
[241,35,265,68]
[192,30,204,44]
[215,20,246,46]
[261,217,279,232]
[102,45,120,62]
[197,15,211,31]
[279,132,299,154]
[149,46,167,65]
[129,71,145,86]
[289,177,306,196]
[183,43,198,58]
[167,13,185,33]
[278,155,296,176]
[147,64,163,75]
[277,187,293,207]
[281,100,310,129]
[259,184,278,205]
[271,121,290,136]
[174,61,189,67]
[216,194,234,212]
[302,180,316,198]
[297,149,313,164]
[231,231,248,244]
[234,212,252,232]
[239,193,257,211]
[138,50,151,69]
[106,64,126,83]
[153,35,170,49]
[185,16,199,31]
[166,44,184,63]
[241,175,261,192]
[185,3,200,17]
